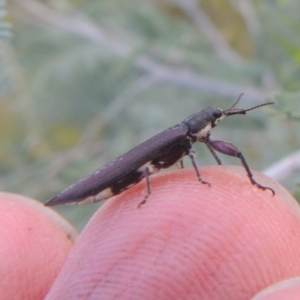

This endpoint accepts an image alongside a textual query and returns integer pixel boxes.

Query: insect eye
[213,110,222,119]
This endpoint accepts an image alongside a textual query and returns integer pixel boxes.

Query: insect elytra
[45,95,275,207]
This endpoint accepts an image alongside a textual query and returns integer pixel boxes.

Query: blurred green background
[1,0,300,231]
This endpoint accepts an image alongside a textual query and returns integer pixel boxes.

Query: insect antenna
[225,94,274,116]
[228,93,244,110]
[243,101,275,113]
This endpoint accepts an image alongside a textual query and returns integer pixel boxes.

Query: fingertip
[45,166,300,299]
[0,192,77,299]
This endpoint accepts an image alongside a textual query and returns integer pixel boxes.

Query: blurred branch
[11,0,129,56]
[0,0,11,40]
[79,75,157,145]
[262,150,300,182]
[135,57,264,101]
[11,0,267,103]
[172,0,244,67]
[236,0,277,90]
[237,0,260,38]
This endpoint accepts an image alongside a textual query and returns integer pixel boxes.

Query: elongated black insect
[45,95,275,207]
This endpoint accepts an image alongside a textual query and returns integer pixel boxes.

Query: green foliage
[0,0,10,40]
[2,0,300,230]
[271,92,300,121]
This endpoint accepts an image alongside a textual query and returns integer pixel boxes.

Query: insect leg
[188,150,211,186]
[207,139,275,195]
[179,160,184,169]
[138,166,152,208]
[203,138,222,165]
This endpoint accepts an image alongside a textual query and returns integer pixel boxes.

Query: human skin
[0,192,77,300]
[2,166,300,299]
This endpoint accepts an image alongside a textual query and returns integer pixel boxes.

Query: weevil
[45,95,275,207]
